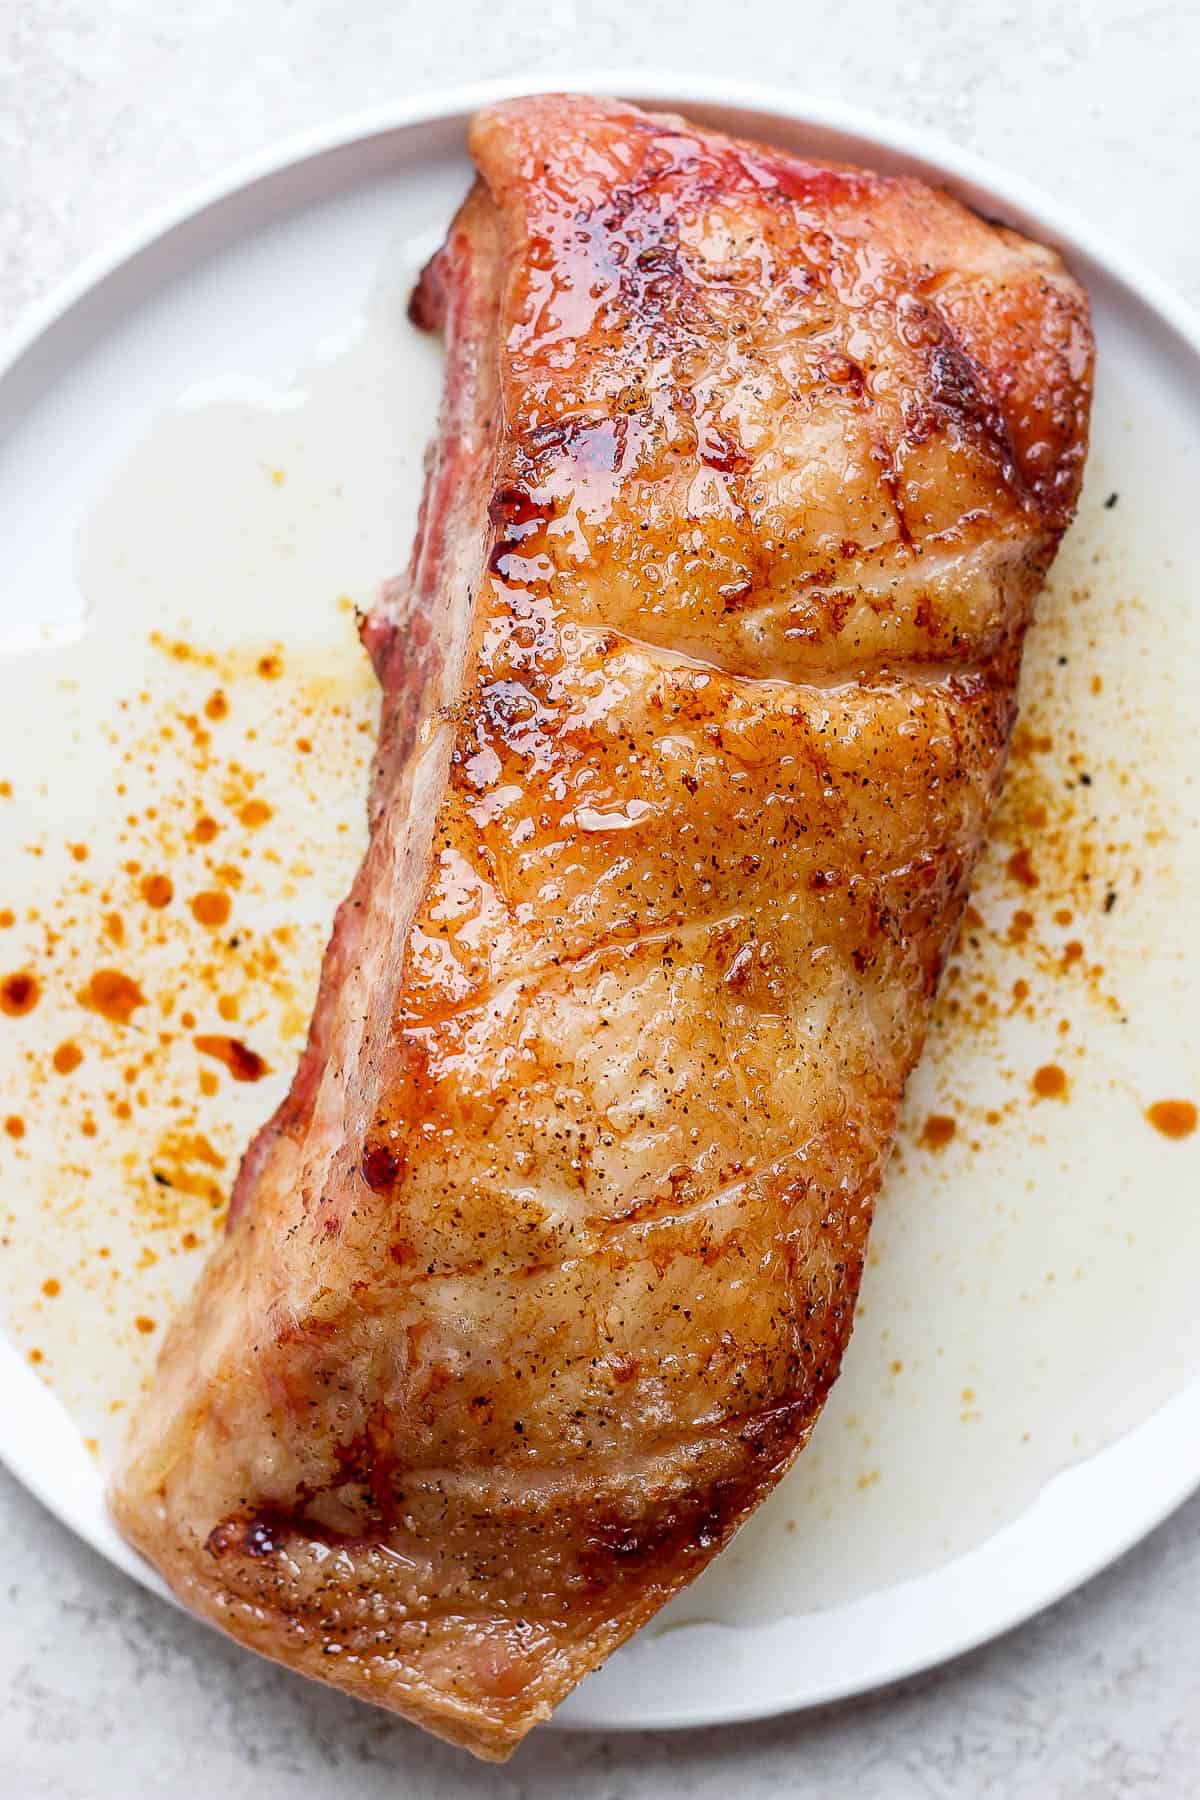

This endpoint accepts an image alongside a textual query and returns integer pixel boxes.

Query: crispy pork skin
[113,95,1092,1759]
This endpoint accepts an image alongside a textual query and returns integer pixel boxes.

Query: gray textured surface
[3,2,1200,1794]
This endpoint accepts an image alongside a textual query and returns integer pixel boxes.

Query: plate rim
[3,69,1200,1736]
[5,69,1200,390]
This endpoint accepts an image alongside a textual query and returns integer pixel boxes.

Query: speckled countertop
[3,3,1200,1794]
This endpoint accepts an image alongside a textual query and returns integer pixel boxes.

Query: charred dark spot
[634,244,677,274]
[487,484,554,574]
[583,1520,662,1567]
[718,576,756,610]
[487,484,549,533]
[693,1507,728,1550]
[206,1511,285,1560]
[822,352,864,393]
[698,426,749,474]
[927,341,982,415]
[579,1477,743,1585]
[244,1517,280,1557]
[361,1143,401,1192]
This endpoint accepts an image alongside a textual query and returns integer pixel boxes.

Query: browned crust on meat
[112,94,1092,1760]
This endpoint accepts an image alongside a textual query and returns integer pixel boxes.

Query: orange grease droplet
[139,873,173,909]
[1008,908,1035,942]
[1007,846,1039,889]
[81,969,146,1025]
[1147,1100,1197,1140]
[190,891,231,928]
[920,1114,957,1150]
[194,1034,269,1082]
[1,971,40,1016]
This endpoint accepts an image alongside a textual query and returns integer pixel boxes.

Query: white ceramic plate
[2,74,1200,1735]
